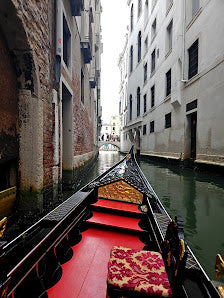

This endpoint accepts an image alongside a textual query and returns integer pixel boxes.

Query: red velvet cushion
[107,246,172,297]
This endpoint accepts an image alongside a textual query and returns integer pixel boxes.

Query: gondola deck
[0,147,222,298]
[47,199,144,298]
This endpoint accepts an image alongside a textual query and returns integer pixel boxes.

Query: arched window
[137,87,140,117]
[129,95,132,120]
[130,4,134,32]
[138,31,141,62]
[130,46,133,73]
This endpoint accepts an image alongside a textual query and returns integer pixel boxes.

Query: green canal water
[82,151,224,281]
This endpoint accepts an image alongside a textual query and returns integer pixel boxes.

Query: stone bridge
[98,140,120,150]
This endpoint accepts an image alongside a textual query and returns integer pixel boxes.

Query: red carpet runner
[47,198,143,298]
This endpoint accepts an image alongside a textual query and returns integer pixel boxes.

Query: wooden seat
[107,216,187,297]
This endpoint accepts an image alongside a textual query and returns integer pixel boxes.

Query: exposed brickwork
[0,30,18,163]
[72,74,94,156]
[16,0,55,192]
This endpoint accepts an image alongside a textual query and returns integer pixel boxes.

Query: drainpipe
[181,0,187,82]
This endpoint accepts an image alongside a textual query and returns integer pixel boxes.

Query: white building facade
[100,122,112,140]
[120,0,224,165]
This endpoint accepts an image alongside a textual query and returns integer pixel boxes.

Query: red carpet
[93,198,141,214]
[47,228,143,298]
[47,198,144,297]
[87,210,142,232]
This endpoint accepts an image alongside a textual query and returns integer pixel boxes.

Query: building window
[151,18,156,40]
[144,94,147,113]
[143,124,147,135]
[186,99,198,112]
[138,31,142,62]
[144,63,147,83]
[166,69,171,97]
[167,20,173,52]
[150,120,154,133]
[81,69,84,103]
[192,0,200,17]
[165,112,171,128]
[188,39,198,79]
[144,36,148,56]
[151,85,155,107]
[129,95,132,120]
[130,4,134,32]
[63,15,71,68]
[137,87,141,117]
[130,46,133,73]
[144,0,149,27]
[138,0,142,17]
[151,49,156,73]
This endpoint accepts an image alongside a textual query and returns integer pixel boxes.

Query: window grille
[150,120,154,133]
[130,46,133,73]
[188,39,198,79]
[186,99,197,112]
[129,95,132,120]
[152,18,156,40]
[137,87,141,117]
[151,49,155,73]
[167,20,173,50]
[144,94,147,113]
[165,112,171,128]
[151,85,155,107]
[166,69,171,96]
[138,31,142,62]
[144,63,147,83]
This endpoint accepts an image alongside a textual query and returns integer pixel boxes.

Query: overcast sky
[100,1,129,123]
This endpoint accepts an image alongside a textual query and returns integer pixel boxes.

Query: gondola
[0,147,223,297]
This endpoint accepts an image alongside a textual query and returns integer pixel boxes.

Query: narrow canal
[80,150,224,280]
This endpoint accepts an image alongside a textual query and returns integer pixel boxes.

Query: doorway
[62,83,73,173]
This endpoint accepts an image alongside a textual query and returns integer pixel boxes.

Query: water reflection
[2,150,224,280]
[183,176,197,237]
[138,157,224,280]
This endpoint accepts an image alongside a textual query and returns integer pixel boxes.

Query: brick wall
[0,30,18,163]
[16,0,56,192]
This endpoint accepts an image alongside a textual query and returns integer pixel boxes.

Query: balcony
[69,0,84,16]
[81,10,92,63]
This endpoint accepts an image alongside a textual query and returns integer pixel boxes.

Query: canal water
[81,150,224,280]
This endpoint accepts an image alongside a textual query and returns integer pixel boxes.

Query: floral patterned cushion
[107,246,172,297]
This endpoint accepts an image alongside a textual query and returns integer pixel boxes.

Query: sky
[100,0,129,123]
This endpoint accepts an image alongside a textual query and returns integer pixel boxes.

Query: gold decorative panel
[98,180,143,204]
